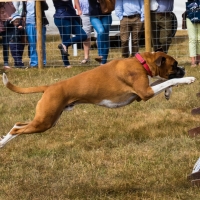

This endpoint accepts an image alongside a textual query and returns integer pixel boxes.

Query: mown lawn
[1,30,200,199]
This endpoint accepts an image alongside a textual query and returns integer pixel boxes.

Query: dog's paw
[184,77,196,84]
[165,87,172,100]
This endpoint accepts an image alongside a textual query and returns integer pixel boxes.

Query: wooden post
[144,0,152,52]
[36,0,43,69]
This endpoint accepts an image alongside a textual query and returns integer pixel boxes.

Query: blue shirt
[155,0,174,12]
[79,0,89,15]
[115,0,144,21]
[26,1,35,24]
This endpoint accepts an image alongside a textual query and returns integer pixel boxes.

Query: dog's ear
[155,47,163,52]
[155,56,166,67]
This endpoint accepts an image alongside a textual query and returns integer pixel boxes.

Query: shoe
[3,66,11,70]
[95,56,102,63]
[65,65,72,69]
[191,64,197,68]
[58,44,70,56]
[80,58,90,64]
[30,66,38,68]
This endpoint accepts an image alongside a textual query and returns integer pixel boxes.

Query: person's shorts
[80,14,92,39]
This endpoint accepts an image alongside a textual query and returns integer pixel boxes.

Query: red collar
[135,53,153,77]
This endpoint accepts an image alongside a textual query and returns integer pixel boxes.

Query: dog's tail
[2,73,48,94]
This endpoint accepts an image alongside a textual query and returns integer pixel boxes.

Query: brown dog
[0,51,195,148]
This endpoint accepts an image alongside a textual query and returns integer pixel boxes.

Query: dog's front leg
[164,87,172,100]
[150,79,172,100]
[151,77,196,97]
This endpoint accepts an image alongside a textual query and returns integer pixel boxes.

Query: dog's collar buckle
[135,53,153,77]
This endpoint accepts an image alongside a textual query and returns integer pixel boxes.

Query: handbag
[186,1,200,23]
[99,0,115,14]
[0,2,15,32]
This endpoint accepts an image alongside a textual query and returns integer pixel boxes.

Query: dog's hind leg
[0,108,64,148]
[0,122,29,148]
[0,119,53,148]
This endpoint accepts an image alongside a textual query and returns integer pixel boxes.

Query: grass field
[1,31,200,199]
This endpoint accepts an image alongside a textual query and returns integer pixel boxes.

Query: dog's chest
[98,94,138,108]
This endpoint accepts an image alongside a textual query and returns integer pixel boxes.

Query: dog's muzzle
[168,66,185,79]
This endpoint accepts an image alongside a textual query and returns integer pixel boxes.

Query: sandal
[58,44,70,56]
[65,65,72,69]
[80,58,90,64]
[95,56,102,63]
[3,66,11,70]
[191,64,197,68]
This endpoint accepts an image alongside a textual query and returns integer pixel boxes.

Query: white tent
[45,0,186,35]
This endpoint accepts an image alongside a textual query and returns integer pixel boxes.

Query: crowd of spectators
[1,0,196,69]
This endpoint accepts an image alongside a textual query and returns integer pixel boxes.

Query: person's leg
[130,15,144,56]
[120,17,130,58]
[81,38,90,63]
[26,23,38,67]
[9,43,17,66]
[151,13,161,51]
[187,18,197,67]
[70,17,87,45]
[16,43,25,66]
[100,15,112,64]
[42,26,47,65]
[196,23,200,65]
[159,13,173,53]
[54,18,71,67]
[2,31,10,68]
[90,16,105,60]
[80,14,92,63]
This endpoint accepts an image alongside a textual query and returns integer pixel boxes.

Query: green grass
[1,31,200,199]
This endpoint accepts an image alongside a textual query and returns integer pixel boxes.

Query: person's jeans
[9,43,25,66]
[54,17,87,66]
[1,31,9,66]
[90,15,112,64]
[26,23,47,67]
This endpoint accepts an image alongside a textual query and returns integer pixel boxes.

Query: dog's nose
[179,66,185,71]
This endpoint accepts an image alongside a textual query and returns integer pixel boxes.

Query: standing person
[88,0,112,65]
[185,0,200,67]
[4,13,25,68]
[0,2,16,70]
[12,1,23,15]
[79,0,92,64]
[151,0,175,54]
[52,0,87,68]
[115,0,144,58]
[22,1,49,68]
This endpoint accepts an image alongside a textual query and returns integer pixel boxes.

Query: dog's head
[153,50,185,80]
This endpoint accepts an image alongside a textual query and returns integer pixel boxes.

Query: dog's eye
[161,57,166,64]
[172,61,178,70]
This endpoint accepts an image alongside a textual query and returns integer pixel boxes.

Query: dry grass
[1,31,200,199]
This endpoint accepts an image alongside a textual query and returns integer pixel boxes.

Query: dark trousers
[0,31,9,66]
[9,43,25,67]
[120,15,144,58]
[151,12,173,54]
